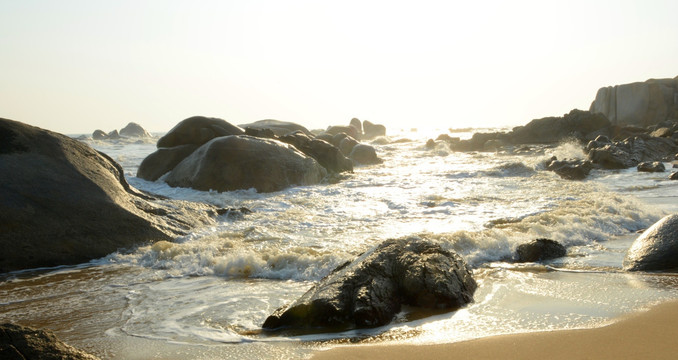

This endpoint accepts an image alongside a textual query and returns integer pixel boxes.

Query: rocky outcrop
[279,131,353,174]
[349,143,383,165]
[239,119,312,137]
[119,122,152,138]
[262,237,477,333]
[362,120,387,140]
[0,118,216,272]
[510,109,611,144]
[157,116,244,148]
[0,323,99,360]
[516,238,567,262]
[165,135,327,193]
[586,135,676,169]
[545,158,593,180]
[590,77,678,127]
[624,214,678,271]
[137,144,200,181]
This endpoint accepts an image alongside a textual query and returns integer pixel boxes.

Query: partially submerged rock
[137,144,200,181]
[516,238,567,262]
[262,237,477,333]
[119,122,152,138]
[0,323,99,360]
[624,214,678,271]
[239,119,312,137]
[362,120,387,139]
[279,131,353,174]
[587,136,676,169]
[545,158,593,180]
[157,116,244,148]
[165,135,327,193]
[637,161,666,173]
[350,143,383,165]
[0,118,216,272]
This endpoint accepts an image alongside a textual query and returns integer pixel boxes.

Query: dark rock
[325,125,361,140]
[516,238,567,262]
[244,127,276,139]
[262,237,477,333]
[331,132,349,147]
[239,119,312,137]
[92,129,108,140]
[436,134,458,142]
[350,143,383,165]
[425,139,436,149]
[315,133,334,144]
[137,144,200,181]
[216,207,253,219]
[0,118,216,272]
[0,323,99,360]
[119,122,152,138]
[587,136,677,169]
[362,120,386,139]
[546,158,593,180]
[165,135,327,193]
[670,172,678,180]
[338,136,359,156]
[157,116,244,148]
[510,109,610,144]
[106,129,120,140]
[637,161,666,173]
[279,131,353,174]
[624,214,678,271]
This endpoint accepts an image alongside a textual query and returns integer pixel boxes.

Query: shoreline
[312,299,678,360]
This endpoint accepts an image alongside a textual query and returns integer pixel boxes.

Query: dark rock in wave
[137,143,200,181]
[279,131,353,174]
[637,161,666,173]
[545,157,593,180]
[624,214,678,271]
[516,238,567,262]
[262,237,477,333]
[0,323,99,360]
[0,118,216,272]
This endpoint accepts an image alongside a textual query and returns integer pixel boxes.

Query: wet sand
[312,300,678,360]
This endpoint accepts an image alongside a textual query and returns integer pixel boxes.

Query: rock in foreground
[165,135,327,193]
[262,237,477,333]
[624,214,678,271]
[0,323,99,360]
[0,118,216,272]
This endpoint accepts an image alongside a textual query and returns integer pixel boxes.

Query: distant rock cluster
[137,116,387,193]
[92,122,152,140]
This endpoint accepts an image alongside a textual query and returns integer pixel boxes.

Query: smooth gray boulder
[165,135,327,193]
[362,120,386,139]
[137,144,200,181]
[239,119,312,137]
[0,118,216,272]
[349,143,383,165]
[157,116,244,148]
[262,237,477,333]
[624,214,678,271]
[278,131,353,174]
[0,323,99,360]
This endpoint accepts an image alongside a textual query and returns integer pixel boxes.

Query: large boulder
[510,109,611,144]
[590,77,678,127]
[262,237,477,332]
[362,120,386,139]
[137,144,200,181]
[0,118,216,272]
[545,158,593,180]
[165,135,327,193]
[279,131,353,174]
[349,144,383,165]
[239,119,312,137]
[157,116,244,148]
[516,238,567,262]
[323,125,361,140]
[0,323,99,360]
[119,122,152,138]
[624,214,678,271]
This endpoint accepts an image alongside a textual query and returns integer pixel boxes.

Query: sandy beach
[313,299,678,360]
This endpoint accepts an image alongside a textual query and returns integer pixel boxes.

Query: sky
[1,0,677,134]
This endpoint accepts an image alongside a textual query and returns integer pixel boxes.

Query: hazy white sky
[1,0,677,134]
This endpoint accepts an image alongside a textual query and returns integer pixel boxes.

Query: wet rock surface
[263,237,477,333]
[624,214,678,271]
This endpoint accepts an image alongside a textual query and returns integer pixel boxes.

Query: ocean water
[1,128,678,359]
